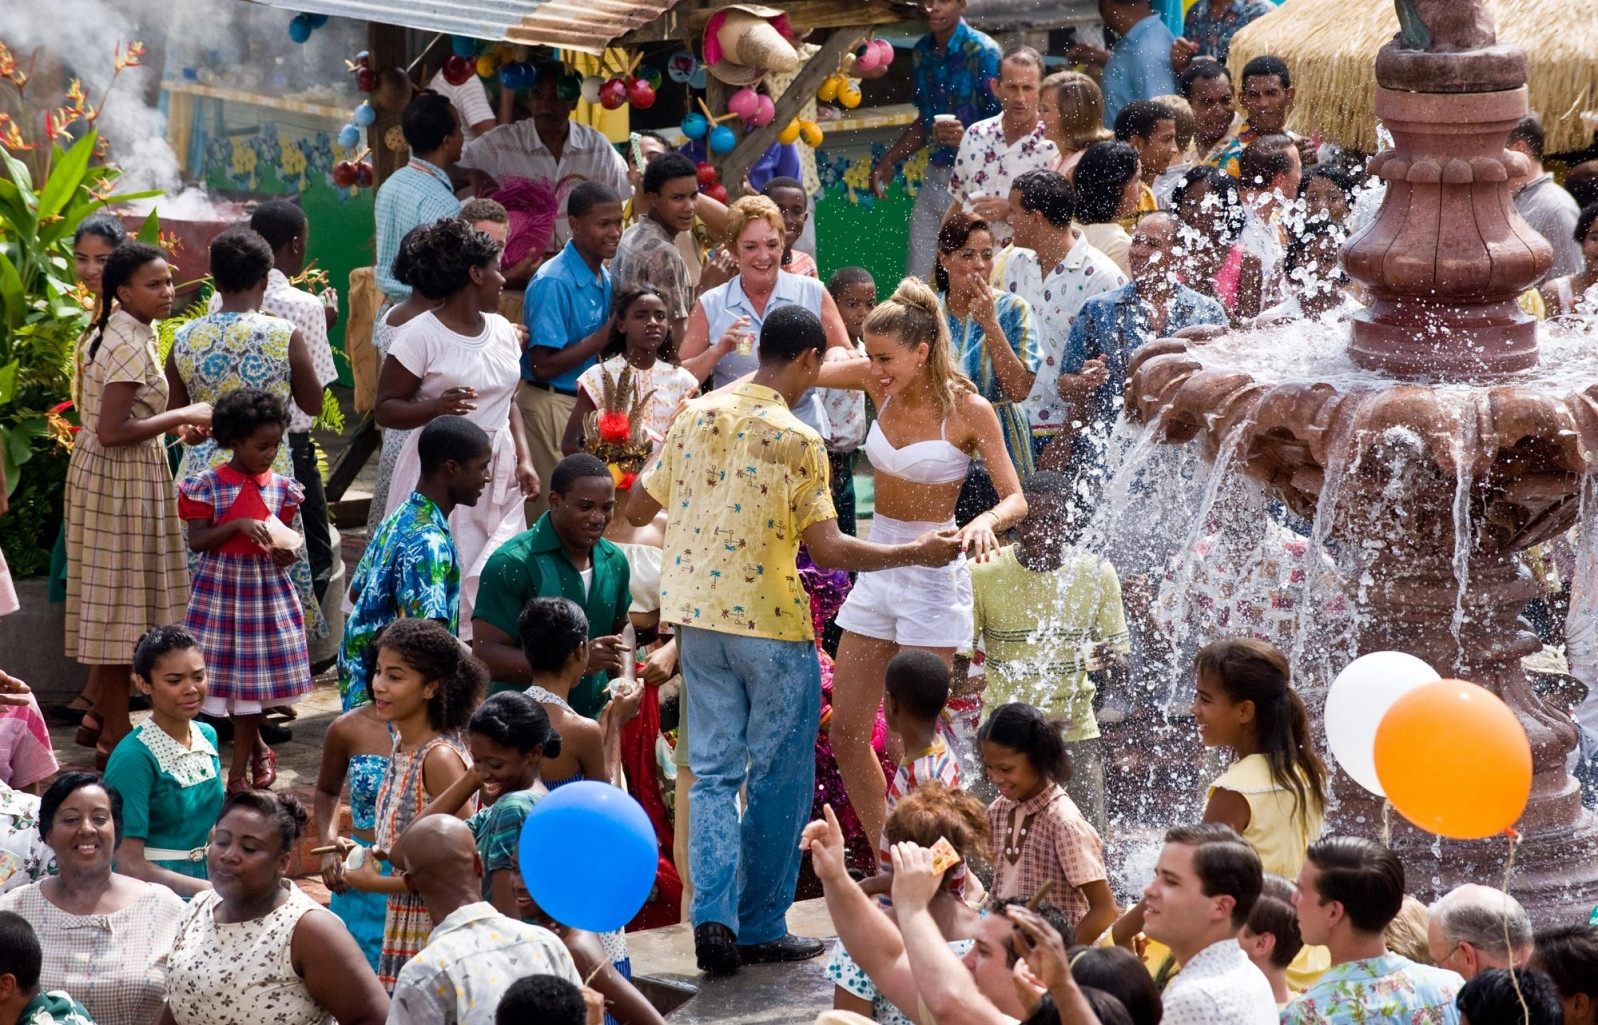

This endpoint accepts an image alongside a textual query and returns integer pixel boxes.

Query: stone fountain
[1123,0,1598,918]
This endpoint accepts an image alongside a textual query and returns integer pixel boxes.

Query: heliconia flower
[48,401,75,415]
[597,410,631,444]
[114,41,145,71]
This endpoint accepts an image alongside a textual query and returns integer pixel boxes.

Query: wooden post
[712,27,863,189]
[368,22,409,188]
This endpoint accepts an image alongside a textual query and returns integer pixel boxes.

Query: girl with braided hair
[375,218,539,640]
[64,241,212,766]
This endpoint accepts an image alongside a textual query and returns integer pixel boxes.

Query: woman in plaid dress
[177,389,310,795]
[65,242,213,767]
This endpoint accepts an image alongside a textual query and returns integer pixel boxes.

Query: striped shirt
[877,735,962,874]
[373,158,460,302]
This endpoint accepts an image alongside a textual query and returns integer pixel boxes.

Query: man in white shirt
[427,70,498,140]
[1003,169,1127,471]
[388,816,580,1025]
[1142,823,1278,1025]
[457,59,631,256]
[1509,114,1584,279]
[948,46,1058,248]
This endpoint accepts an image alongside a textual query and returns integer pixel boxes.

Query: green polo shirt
[474,513,631,718]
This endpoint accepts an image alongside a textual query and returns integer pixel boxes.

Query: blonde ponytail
[862,276,973,417]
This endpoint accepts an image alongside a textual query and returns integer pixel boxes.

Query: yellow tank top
[1208,753,1323,880]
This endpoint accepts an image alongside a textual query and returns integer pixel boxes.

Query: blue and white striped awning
[250,0,682,53]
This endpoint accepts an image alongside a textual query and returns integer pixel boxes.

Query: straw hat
[704,4,800,86]
[1228,0,1598,155]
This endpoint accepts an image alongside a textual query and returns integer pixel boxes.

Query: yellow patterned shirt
[641,383,836,641]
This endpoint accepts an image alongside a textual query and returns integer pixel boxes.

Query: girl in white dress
[374,219,539,637]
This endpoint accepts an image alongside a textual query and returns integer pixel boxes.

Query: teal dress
[103,721,224,883]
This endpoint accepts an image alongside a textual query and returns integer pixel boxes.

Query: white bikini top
[865,401,971,486]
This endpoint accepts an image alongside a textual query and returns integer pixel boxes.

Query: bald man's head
[402,816,484,898]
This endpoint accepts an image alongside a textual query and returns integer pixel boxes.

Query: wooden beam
[368,22,409,189]
[712,26,866,188]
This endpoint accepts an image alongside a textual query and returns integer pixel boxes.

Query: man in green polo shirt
[472,453,631,717]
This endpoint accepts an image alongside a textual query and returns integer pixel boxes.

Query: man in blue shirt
[1069,0,1179,127]
[373,93,464,305]
[338,416,491,710]
[1171,0,1277,71]
[866,0,1001,280]
[517,181,624,521]
[1057,211,1226,480]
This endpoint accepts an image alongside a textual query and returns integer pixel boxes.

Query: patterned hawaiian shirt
[1207,121,1306,180]
[912,19,1003,169]
[338,492,459,709]
[389,902,579,1025]
[1002,240,1128,433]
[640,383,836,642]
[950,116,1060,246]
[1281,954,1463,1025]
[1182,0,1278,63]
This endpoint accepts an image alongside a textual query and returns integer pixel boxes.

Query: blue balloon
[680,112,708,141]
[451,35,479,57]
[287,15,313,43]
[500,61,535,90]
[519,781,656,933]
[337,123,360,149]
[709,124,737,155]
[352,101,377,127]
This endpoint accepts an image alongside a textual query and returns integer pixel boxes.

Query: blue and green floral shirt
[912,19,1002,169]
[1182,0,1278,63]
[1281,954,1463,1025]
[338,492,459,710]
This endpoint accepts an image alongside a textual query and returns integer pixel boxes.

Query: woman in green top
[103,626,223,896]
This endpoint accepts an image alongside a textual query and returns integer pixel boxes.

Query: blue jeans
[678,625,821,945]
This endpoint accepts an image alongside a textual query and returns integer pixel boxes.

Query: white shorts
[835,515,972,648]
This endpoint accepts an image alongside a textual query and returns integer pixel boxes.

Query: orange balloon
[1373,679,1531,839]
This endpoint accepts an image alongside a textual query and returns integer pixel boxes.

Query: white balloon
[1324,651,1440,796]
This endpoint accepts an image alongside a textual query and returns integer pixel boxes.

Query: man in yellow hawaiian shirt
[628,306,961,977]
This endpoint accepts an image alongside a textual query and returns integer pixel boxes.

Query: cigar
[1026,879,1056,910]
[309,844,344,856]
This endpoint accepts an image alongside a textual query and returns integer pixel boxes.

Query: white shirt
[949,114,1060,246]
[1239,200,1286,302]
[458,119,631,249]
[1161,939,1278,1025]
[207,269,338,431]
[388,902,580,1025]
[1002,238,1127,432]
[427,71,496,140]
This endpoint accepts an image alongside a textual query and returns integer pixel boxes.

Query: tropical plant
[0,39,162,572]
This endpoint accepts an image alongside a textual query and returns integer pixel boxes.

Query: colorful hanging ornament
[667,49,700,84]
[352,101,377,127]
[337,123,360,149]
[442,54,476,86]
[680,112,709,140]
[451,35,480,57]
[556,70,583,104]
[288,14,314,43]
[778,119,801,145]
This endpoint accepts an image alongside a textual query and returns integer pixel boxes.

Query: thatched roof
[1228,0,1598,155]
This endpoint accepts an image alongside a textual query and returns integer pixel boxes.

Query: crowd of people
[4,0,1598,1023]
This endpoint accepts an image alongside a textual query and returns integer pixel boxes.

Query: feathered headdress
[582,364,656,491]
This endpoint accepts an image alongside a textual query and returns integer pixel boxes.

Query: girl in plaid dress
[177,389,310,795]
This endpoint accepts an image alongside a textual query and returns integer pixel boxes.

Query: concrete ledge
[0,577,81,702]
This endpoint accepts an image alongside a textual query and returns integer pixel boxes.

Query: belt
[146,844,209,863]
[524,380,578,396]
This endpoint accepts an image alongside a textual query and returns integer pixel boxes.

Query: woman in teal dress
[103,626,223,897]
[165,228,327,640]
